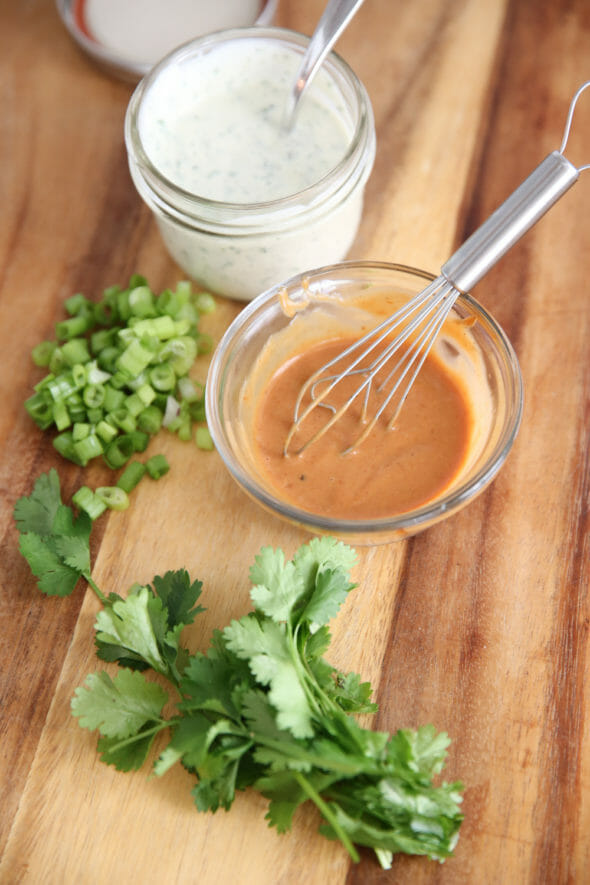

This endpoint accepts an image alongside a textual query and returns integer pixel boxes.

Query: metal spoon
[283,0,366,129]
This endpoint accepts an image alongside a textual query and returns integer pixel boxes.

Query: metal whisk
[285,80,590,456]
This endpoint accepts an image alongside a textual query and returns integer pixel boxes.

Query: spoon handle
[284,0,365,129]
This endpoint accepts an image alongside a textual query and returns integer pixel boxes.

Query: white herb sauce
[138,40,352,203]
[126,30,376,300]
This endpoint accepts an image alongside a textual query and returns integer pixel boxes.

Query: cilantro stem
[84,573,108,605]
[288,625,325,720]
[101,719,170,754]
[293,771,359,864]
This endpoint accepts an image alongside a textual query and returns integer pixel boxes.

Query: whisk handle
[442,151,579,293]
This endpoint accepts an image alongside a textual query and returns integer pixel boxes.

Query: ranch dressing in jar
[139,40,351,202]
[125,28,376,301]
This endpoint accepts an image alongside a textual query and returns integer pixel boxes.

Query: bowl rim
[206,260,524,536]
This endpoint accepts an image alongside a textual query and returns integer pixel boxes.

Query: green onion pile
[25,275,215,470]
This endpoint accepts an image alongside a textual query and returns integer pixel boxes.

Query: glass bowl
[56,0,278,82]
[205,262,523,546]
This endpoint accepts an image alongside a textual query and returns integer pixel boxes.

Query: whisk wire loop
[559,80,590,171]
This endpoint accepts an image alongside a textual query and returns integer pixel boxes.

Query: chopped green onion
[90,327,117,354]
[85,361,111,385]
[96,345,120,373]
[116,460,147,493]
[72,422,90,442]
[128,285,156,318]
[176,376,201,402]
[162,336,198,376]
[116,339,154,377]
[85,407,104,424]
[61,338,90,367]
[136,382,156,405]
[48,347,66,375]
[104,434,136,469]
[110,408,136,433]
[145,454,170,479]
[131,315,176,341]
[125,392,145,417]
[196,426,214,451]
[47,372,80,402]
[103,385,125,412]
[73,433,104,465]
[83,384,105,408]
[195,292,215,314]
[25,276,216,470]
[149,363,176,392]
[95,486,130,511]
[31,341,57,367]
[52,400,71,431]
[109,370,130,389]
[64,292,88,316]
[53,431,79,462]
[137,405,163,435]
[65,394,86,423]
[55,315,91,341]
[130,430,149,452]
[24,392,54,429]
[72,486,107,520]
[189,399,206,423]
[95,419,118,443]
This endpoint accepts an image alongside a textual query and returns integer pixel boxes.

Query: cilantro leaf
[328,670,378,714]
[191,761,241,813]
[180,648,247,719]
[71,669,168,738]
[292,537,357,592]
[13,468,62,536]
[298,566,355,630]
[14,471,92,596]
[18,532,84,596]
[257,770,308,832]
[249,547,304,622]
[150,570,204,629]
[53,532,92,576]
[386,725,452,779]
[96,729,162,772]
[94,589,167,673]
[223,615,314,739]
[95,573,204,681]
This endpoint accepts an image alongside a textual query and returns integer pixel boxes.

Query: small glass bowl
[56,0,278,82]
[124,27,376,301]
[205,262,524,546]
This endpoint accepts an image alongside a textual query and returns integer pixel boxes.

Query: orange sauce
[252,336,473,520]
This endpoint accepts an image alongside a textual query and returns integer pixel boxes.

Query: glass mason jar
[124,27,376,301]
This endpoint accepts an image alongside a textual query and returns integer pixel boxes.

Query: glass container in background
[56,0,278,81]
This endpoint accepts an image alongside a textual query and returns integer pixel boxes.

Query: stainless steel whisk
[284,81,590,456]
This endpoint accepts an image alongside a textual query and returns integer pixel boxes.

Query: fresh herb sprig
[14,472,463,870]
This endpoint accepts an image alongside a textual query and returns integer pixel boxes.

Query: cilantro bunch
[14,471,463,870]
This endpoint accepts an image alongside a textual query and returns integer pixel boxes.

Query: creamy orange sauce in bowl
[206,262,523,545]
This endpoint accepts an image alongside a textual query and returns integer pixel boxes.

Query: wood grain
[1,0,589,882]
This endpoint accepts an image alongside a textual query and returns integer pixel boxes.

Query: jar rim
[124,26,376,225]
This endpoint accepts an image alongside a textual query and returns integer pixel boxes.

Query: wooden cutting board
[1,1,590,882]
